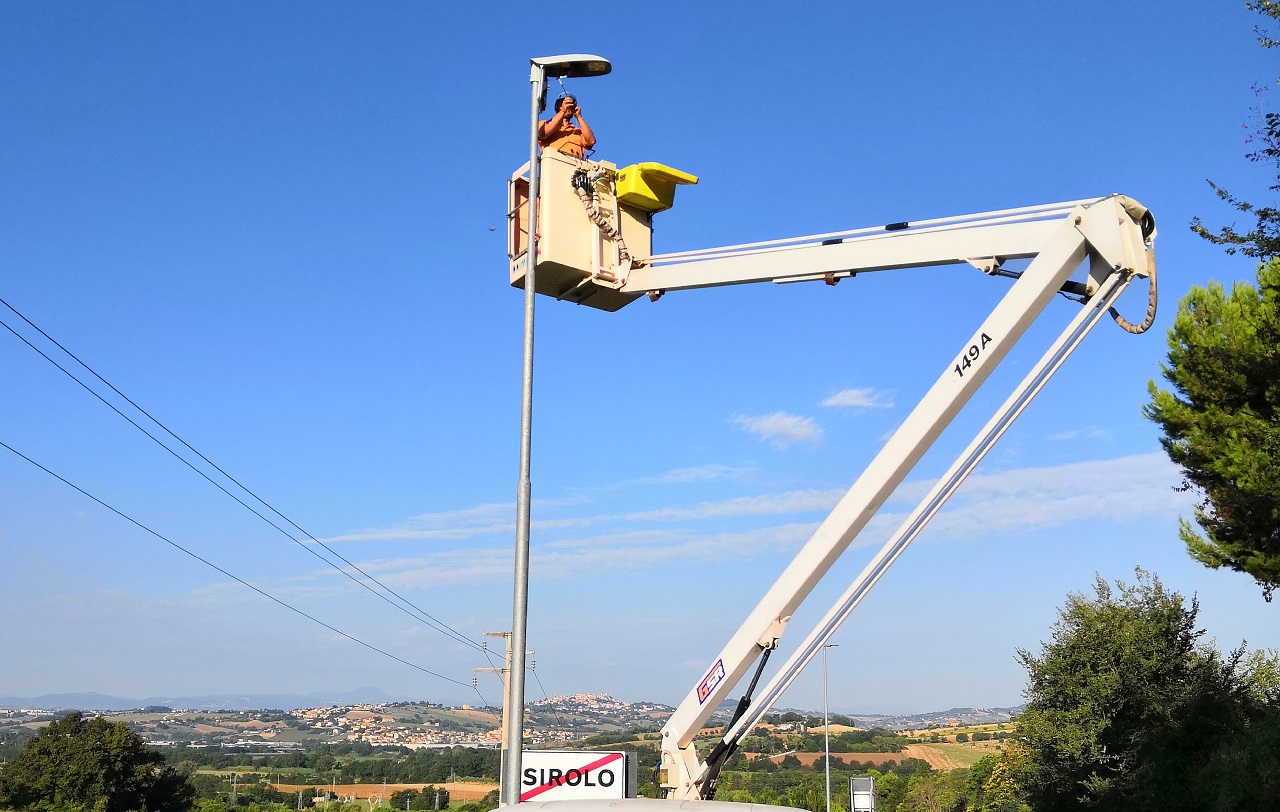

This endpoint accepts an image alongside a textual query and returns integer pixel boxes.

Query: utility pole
[508,54,612,807]
[823,643,839,812]
[477,629,535,790]
[477,631,515,755]
[230,773,238,806]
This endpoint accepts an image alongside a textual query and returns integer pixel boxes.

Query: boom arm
[642,196,1156,799]
[623,199,1096,295]
[508,167,1155,799]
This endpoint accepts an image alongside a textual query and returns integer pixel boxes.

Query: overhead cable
[530,666,571,732]
[0,296,481,653]
[0,438,470,688]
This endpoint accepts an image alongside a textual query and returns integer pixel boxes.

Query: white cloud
[732,412,823,448]
[821,387,895,409]
[353,547,515,588]
[342,455,1185,587]
[315,453,1191,590]
[628,464,756,486]
[322,522,512,543]
[319,499,596,543]
[317,487,839,552]
[625,489,843,522]
[1046,428,1112,442]
[320,502,510,542]
[870,452,1191,544]
[350,523,817,589]
[531,523,814,578]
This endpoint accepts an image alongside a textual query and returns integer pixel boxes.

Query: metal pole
[502,60,545,808]
[823,644,837,812]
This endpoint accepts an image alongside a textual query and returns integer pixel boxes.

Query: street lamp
[503,53,610,809]
[823,643,839,812]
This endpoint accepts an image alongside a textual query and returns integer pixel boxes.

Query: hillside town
[1,694,1024,753]
[290,704,503,748]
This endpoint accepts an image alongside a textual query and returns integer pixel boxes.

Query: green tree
[811,755,846,773]
[311,753,336,773]
[0,711,195,812]
[1191,1,1280,259]
[747,755,777,773]
[0,727,36,761]
[412,786,447,810]
[874,771,906,811]
[963,755,996,811]
[954,733,968,743]
[898,772,963,812]
[1163,0,1280,601]
[450,788,498,812]
[979,748,1030,812]
[1145,259,1280,601]
[189,773,227,800]
[1015,571,1279,811]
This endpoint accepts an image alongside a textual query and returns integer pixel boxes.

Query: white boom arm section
[643,196,1156,799]
[620,198,1110,296]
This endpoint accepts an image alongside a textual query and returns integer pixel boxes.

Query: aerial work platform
[501,52,1161,810]
[506,66,1156,805]
[507,151,697,311]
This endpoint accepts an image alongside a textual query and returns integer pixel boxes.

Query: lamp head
[531,54,611,79]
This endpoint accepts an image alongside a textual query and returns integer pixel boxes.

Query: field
[901,743,990,770]
[912,722,1010,738]
[274,782,498,802]
[765,752,904,768]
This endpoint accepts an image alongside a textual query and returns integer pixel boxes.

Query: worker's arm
[537,107,568,143]
[575,106,596,150]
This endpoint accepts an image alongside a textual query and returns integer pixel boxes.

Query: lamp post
[823,643,839,812]
[504,53,610,808]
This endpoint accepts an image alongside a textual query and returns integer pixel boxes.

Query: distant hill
[848,705,1024,731]
[0,686,412,712]
[0,689,1021,731]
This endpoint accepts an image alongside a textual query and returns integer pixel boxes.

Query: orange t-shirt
[539,120,587,159]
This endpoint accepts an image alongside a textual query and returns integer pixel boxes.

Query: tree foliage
[1014,571,1280,811]
[0,726,37,761]
[711,755,1039,812]
[386,786,448,810]
[166,744,500,784]
[976,748,1030,812]
[452,787,499,812]
[1162,0,1280,600]
[0,711,195,812]
[1145,259,1280,600]
[1191,2,1280,259]
[896,771,964,812]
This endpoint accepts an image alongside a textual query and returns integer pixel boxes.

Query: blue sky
[1,1,1277,716]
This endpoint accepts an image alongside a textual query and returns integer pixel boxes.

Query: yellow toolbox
[615,162,699,213]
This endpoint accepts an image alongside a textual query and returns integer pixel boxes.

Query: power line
[472,645,516,728]
[0,297,482,653]
[471,686,503,726]
[474,635,569,734]
[0,438,471,688]
[529,665,572,733]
